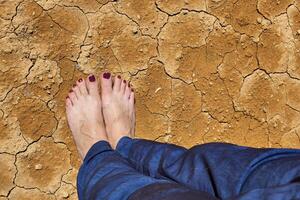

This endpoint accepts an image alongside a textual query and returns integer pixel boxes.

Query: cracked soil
[0,0,300,199]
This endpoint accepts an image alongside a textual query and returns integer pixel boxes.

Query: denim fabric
[77,137,300,200]
[77,140,217,200]
[116,137,300,199]
[129,182,218,200]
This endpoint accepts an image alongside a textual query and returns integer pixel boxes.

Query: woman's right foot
[100,72,135,149]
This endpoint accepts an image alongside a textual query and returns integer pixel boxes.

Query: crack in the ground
[11,135,72,196]
[2,0,300,198]
[112,4,156,40]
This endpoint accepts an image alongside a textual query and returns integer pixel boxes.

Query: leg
[98,73,300,199]
[116,137,300,198]
[66,75,217,200]
[230,183,300,200]
[78,140,218,200]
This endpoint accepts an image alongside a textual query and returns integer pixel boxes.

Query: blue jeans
[77,137,300,200]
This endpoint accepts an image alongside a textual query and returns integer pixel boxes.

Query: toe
[77,78,88,96]
[86,74,100,98]
[72,84,81,98]
[131,106,136,137]
[129,90,135,137]
[66,97,72,107]
[101,72,113,97]
[129,89,135,106]
[69,91,77,104]
[120,79,127,94]
[113,75,122,92]
[124,82,131,99]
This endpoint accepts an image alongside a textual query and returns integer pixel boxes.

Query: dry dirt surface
[0,0,300,199]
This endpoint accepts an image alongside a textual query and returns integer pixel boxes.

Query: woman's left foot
[66,75,108,160]
[100,72,135,149]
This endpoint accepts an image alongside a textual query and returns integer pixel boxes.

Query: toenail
[123,80,126,84]
[78,78,83,82]
[89,75,96,82]
[73,84,76,87]
[69,89,73,93]
[66,96,69,99]
[128,82,131,87]
[117,75,121,79]
[103,72,111,79]
[131,88,134,92]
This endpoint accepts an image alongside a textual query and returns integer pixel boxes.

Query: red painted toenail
[89,75,96,82]
[103,72,111,79]
[66,96,69,99]
[117,75,121,79]
[123,80,126,84]
[78,78,83,82]
[73,84,76,87]
[131,88,134,92]
[69,89,73,93]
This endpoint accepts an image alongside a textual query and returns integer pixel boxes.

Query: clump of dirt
[0,0,300,199]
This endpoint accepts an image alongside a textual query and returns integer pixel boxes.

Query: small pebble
[252,37,259,43]
[261,19,270,26]
[103,40,110,48]
[62,192,69,198]
[34,164,43,170]
[132,26,138,34]
[257,17,262,24]
[48,101,55,109]
[155,87,161,93]
[182,10,189,15]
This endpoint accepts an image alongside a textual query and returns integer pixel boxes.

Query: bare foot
[66,75,108,159]
[100,72,135,149]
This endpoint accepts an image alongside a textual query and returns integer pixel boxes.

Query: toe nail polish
[123,80,126,84]
[69,89,73,93]
[73,84,76,87]
[117,75,121,79]
[78,78,83,82]
[89,75,96,82]
[103,72,111,79]
[128,83,131,87]
[131,88,134,92]
[66,96,69,99]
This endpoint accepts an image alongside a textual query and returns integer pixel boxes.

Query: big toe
[101,72,113,99]
[86,74,100,98]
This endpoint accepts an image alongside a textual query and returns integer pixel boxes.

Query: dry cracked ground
[0,0,300,199]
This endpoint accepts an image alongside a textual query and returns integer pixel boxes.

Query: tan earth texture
[0,0,300,199]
